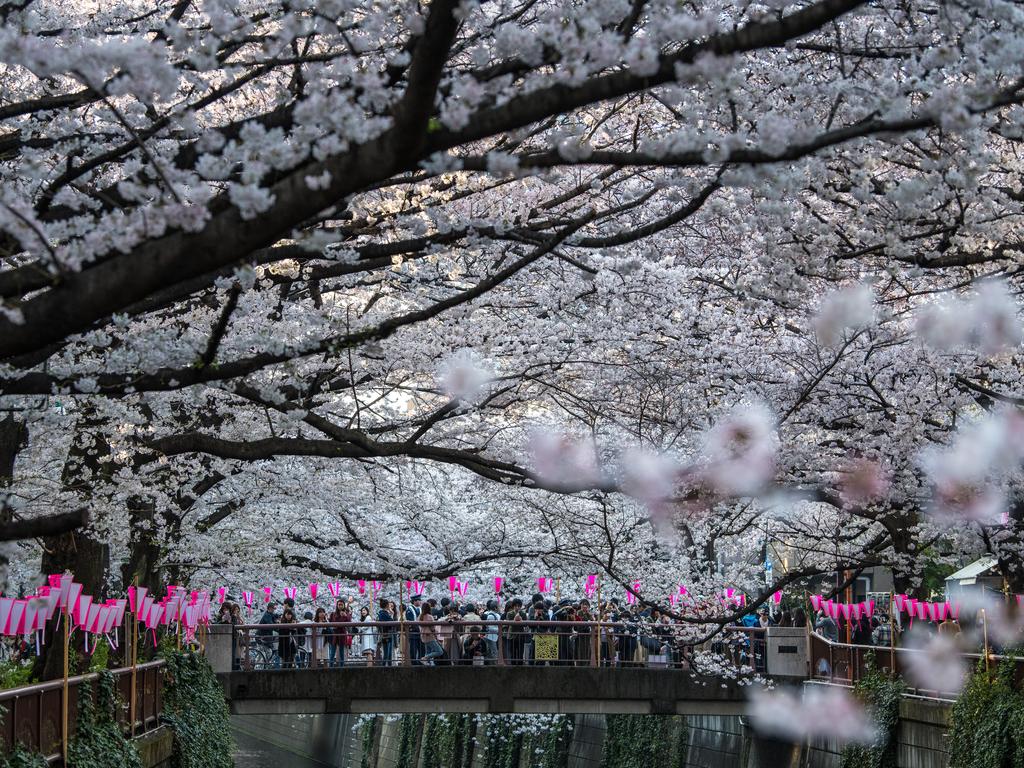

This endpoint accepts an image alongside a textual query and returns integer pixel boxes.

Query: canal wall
[232,695,951,768]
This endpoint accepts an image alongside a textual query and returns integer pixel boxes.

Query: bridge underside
[219,667,749,715]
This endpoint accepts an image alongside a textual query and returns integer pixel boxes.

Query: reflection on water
[233,726,335,768]
[232,713,362,768]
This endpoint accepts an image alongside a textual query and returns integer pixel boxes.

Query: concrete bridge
[206,621,814,716]
[217,665,749,716]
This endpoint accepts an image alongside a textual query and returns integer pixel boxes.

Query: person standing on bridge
[328,598,352,667]
[377,597,395,666]
[815,610,839,642]
[406,594,423,665]
[258,601,280,668]
[483,599,501,664]
[357,606,377,666]
[418,604,445,664]
[278,606,299,669]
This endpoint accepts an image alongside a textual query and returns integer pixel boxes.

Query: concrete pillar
[205,625,233,673]
[376,716,403,768]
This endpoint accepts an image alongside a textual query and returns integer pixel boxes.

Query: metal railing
[227,620,748,671]
[808,631,1024,697]
[0,659,165,763]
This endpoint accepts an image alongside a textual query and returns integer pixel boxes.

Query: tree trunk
[0,415,28,591]
[36,414,112,679]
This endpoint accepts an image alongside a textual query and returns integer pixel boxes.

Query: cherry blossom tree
[1,0,1024,648]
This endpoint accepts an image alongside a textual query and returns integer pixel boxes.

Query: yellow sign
[534,634,558,661]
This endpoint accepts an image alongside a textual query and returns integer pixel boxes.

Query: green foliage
[361,717,379,768]
[0,659,34,689]
[601,715,688,768]
[0,745,47,768]
[948,657,1024,768]
[841,654,905,768]
[396,714,421,768]
[161,651,233,768]
[67,671,142,768]
[87,640,109,673]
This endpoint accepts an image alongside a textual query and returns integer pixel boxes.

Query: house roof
[945,557,999,583]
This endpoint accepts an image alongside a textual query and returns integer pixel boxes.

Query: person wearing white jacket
[357,606,377,665]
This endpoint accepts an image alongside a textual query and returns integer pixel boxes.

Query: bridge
[220,665,748,716]
[207,619,1024,716]
[207,620,806,715]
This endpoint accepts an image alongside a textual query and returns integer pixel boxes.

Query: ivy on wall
[161,651,233,768]
[396,714,421,768]
[0,746,46,768]
[840,654,905,768]
[398,713,575,768]
[67,671,143,768]
[948,657,1024,768]
[601,714,688,768]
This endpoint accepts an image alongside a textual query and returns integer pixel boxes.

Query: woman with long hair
[358,605,377,666]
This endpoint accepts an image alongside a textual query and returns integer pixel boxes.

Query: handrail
[230,620,767,632]
[0,659,165,700]
[808,630,1013,663]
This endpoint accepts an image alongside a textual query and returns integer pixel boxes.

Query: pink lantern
[493,577,504,595]
[8,601,26,635]
[810,595,822,612]
[283,587,297,601]
[262,586,272,603]
[0,598,13,635]
[327,582,342,598]
[242,591,254,608]
[309,583,319,601]
[217,587,226,604]
[772,591,782,605]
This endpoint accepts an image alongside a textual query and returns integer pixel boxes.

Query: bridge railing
[0,659,165,762]
[226,620,762,671]
[809,632,1024,697]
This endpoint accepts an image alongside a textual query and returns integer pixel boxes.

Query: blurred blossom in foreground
[812,284,874,347]
[838,458,890,508]
[529,430,601,491]
[620,447,681,506]
[437,349,493,403]
[915,280,1022,354]
[921,411,1024,524]
[702,404,776,495]
[748,686,875,745]
[902,631,967,694]
[956,592,1024,647]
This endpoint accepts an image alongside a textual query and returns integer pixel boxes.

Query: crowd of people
[217,591,741,670]
[213,590,974,672]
